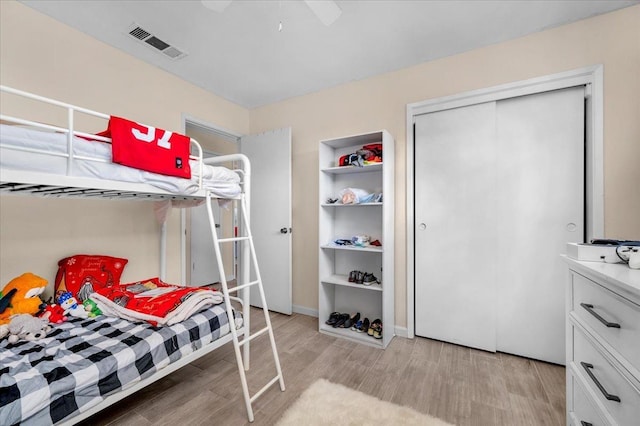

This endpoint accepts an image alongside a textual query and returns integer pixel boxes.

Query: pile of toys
[0,272,102,343]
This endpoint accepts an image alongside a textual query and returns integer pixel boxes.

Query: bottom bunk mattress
[0,305,242,425]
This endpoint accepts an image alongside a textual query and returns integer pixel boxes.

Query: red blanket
[91,278,223,326]
[97,116,191,179]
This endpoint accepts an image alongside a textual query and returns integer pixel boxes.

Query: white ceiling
[22,0,637,109]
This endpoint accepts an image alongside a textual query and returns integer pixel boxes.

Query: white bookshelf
[318,130,394,349]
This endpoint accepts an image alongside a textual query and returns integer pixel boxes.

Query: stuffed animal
[39,303,68,324]
[58,291,89,319]
[4,314,51,343]
[0,273,47,325]
[83,299,102,318]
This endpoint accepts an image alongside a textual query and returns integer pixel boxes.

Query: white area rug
[276,379,454,426]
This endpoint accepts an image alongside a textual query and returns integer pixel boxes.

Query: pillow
[55,255,128,302]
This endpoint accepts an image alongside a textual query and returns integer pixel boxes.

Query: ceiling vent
[127,24,187,60]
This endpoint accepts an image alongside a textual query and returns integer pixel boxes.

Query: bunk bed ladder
[205,192,285,422]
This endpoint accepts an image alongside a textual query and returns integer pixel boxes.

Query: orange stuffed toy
[0,272,47,326]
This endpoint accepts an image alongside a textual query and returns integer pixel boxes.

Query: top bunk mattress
[0,124,241,199]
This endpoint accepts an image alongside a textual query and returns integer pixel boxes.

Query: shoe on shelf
[358,317,370,333]
[333,313,349,328]
[325,312,340,326]
[351,319,363,331]
[369,319,382,339]
[343,312,360,329]
[348,270,358,282]
[355,271,364,284]
[362,273,380,286]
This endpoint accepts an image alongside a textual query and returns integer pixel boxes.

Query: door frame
[405,65,604,339]
[181,113,241,285]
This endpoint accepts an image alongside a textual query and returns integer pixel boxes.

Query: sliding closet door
[414,102,498,352]
[495,87,584,364]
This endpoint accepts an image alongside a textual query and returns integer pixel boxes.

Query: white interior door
[495,87,584,364]
[240,128,292,315]
[414,87,584,362]
[414,102,498,352]
[190,201,222,286]
[190,151,223,287]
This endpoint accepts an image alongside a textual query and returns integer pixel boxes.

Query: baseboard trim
[394,326,409,338]
[293,304,318,318]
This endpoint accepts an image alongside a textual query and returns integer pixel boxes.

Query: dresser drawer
[573,326,640,426]
[572,272,640,374]
[570,373,610,426]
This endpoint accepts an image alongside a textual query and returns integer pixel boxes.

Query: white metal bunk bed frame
[0,85,285,424]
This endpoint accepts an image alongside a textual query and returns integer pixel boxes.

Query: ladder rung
[227,280,259,293]
[238,326,270,347]
[250,375,281,403]
[218,236,250,243]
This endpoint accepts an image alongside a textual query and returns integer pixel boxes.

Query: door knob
[419,223,426,230]
[280,227,288,234]
[566,223,577,232]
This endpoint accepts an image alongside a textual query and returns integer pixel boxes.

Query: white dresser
[564,257,640,426]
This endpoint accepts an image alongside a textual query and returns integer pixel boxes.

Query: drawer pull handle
[581,422,593,426]
[581,362,621,403]
[580,303,621,328]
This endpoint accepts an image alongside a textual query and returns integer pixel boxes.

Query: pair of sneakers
[326,312,360,329]
[351,317,382,339]
[348,270,380,286]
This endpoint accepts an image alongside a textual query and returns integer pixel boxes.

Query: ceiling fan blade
[201,0,233,13]
[304,0,342,26]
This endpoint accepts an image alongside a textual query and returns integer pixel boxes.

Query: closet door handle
[580,362,621,403]
[580,303,620,328]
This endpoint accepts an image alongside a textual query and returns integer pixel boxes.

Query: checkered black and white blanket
[0,305,240,425]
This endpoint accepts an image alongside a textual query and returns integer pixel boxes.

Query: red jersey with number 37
[99,116,191,179]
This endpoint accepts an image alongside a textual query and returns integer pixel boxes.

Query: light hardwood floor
[85,309,565,426]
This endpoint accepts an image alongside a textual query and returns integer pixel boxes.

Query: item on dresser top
[566,242,628,263]
[590,238,640,246]
[617,246,640,269]
[90,277,223,326]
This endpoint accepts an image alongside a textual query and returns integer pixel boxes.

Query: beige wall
[1,1,638,327]
[250,5,640,328]
[0,1,250,297]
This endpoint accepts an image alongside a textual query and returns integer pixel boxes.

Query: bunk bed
[0,85,285,425]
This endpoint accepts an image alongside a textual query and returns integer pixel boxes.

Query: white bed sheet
[0,124,241,198]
